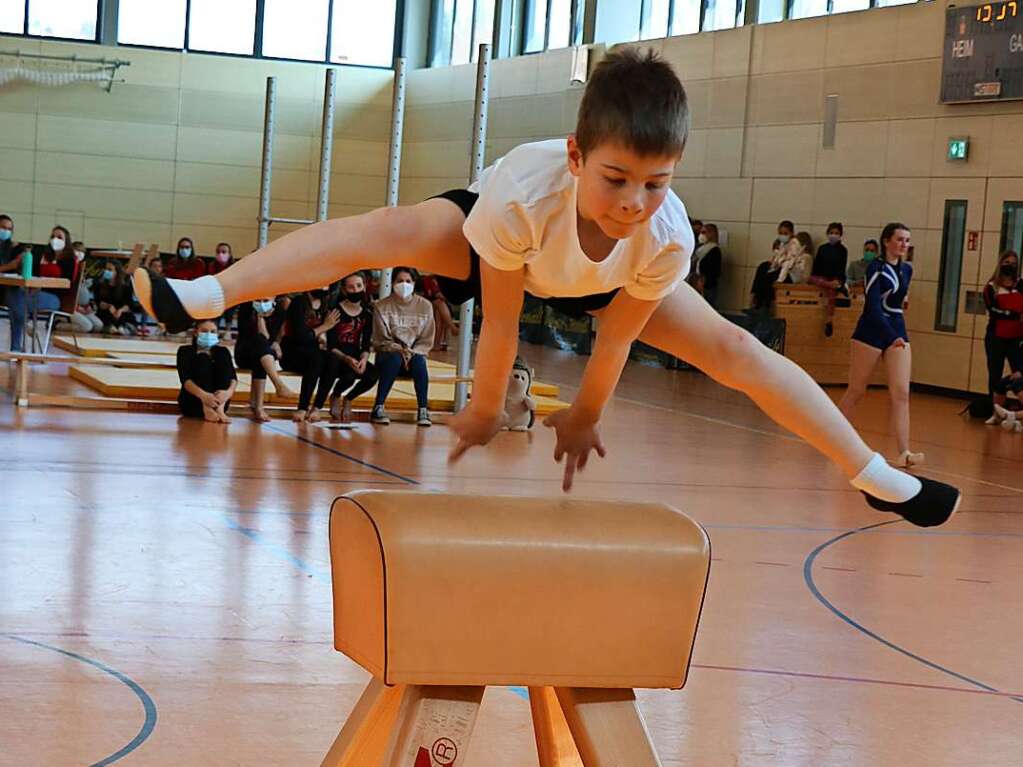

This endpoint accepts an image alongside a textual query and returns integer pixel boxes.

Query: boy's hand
[449,404,508,462]
[543,407,606,492]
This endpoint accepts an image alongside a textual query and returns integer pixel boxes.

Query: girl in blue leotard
[839,223,923,469]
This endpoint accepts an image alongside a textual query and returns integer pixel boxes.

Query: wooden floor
[1,335,1021,766]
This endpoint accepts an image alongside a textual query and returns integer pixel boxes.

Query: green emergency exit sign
[948,137,969,161]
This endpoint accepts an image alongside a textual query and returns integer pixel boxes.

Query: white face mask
[777,235,790,246]
[697,233,708,245]
[216,251,230,264]
[74,250,85,262]
[253,300,274,315]
[393,282,414,300]
[50,237,65,252]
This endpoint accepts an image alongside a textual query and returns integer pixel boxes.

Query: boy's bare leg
[216,201,471,311]
[637,282,874,479]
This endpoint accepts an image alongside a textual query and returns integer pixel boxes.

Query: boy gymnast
[133,48,959,526]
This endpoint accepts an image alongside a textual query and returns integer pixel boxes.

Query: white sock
[170,275,225,319]
[850,452,922,503]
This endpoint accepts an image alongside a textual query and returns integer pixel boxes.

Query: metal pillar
[380,57,408,300]
[454,43,491,412]
[257,76,277,250]
[317,69,337,223]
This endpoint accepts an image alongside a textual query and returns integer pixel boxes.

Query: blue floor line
[2,633,159,765]
[221,515,332,584]
[803,521,1023,705]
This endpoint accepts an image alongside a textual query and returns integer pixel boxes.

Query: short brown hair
[575,47,689,158]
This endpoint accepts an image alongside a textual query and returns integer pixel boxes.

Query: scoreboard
[941,2,1023,103]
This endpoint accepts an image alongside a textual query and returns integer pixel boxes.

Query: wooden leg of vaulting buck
[554,688,662,767]
[529,687,584,767]
[382,685,485,767]
[320,678,406,767]
[15,358,29,408]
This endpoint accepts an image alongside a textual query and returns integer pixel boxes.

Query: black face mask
[344,291,364,303]
[1000,264,1018,278]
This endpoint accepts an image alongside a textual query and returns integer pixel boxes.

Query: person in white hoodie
[370,267,436,427]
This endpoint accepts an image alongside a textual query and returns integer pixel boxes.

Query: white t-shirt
[463,139,693,302]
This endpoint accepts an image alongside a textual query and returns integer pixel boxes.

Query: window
[703,0,739,30]
[118,0,187,48]
[331,0,397,67]
[451,0,474,65]
[935,200,967,332]
[874,0,916,6]
[641,0,671,38]
[789,0,828,18]
[188,0,257,55]
[1000,202,1023,256]
[523,0,579,53]
[671,0,702,33]
[473,0,497,58]
[28,0,97,40]
[831,0,871,13]
[263,0,329,61]
[0,0,26,34]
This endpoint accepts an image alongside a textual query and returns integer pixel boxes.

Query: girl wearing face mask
[234,296,294,422]
[301,272,379,425]
[690,223,722,309]
[982,251,1023,425]
[176,320,237,423]
[70,241,104,334]
[165,237,207,281]
[94,260,136,335]
[809,222,849,337]
[282,284,338,419]
[750,220,797,311]
[370,267,435,427]
[840,223,923,467]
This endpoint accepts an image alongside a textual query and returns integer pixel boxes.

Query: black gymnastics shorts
[431,189,618,320]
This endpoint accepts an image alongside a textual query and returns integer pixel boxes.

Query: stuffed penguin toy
[504,357,536,431]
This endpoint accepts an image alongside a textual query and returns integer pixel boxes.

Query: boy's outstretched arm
[546,290,661,492]
[449,260,524,461]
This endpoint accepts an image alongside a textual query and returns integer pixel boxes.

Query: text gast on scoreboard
[942,1,1023,102]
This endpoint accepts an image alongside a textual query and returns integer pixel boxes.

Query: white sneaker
[985,413,1003,425]
[994,403,1014,422]
[416,407,432,427]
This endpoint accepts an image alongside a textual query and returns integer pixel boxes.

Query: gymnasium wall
[401,1,1023,393]
[0,34,394,258]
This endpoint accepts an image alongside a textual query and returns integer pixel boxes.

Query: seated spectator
[235,297,294,422]
[983,251,1022,423]
[778,232,814,284]
[282,286,337,419]
[691,223,722,309]
[176,320,236,422]
[164,237,206,280]
[94,260,136,335]
[299,272,379,425]
[419,273,459,351]
[809,222,849,337]
[0,214,57,352]
[750,220,795,311]
[847,239,879,288]
[72,271,103,333]
[370,267,435,427]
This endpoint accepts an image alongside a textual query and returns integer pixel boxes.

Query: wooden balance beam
[322,491,711,766]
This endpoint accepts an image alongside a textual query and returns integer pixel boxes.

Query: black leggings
[750,261,783,309]
[312,356,378,410]
[234,332,275,381]
[985,332,1023,393]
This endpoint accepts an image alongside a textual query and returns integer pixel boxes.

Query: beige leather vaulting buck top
[322,490,711,767]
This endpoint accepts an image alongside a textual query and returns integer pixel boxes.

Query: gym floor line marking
[2,633,158,766]
[264,423,420,485]
[691,663,1023,699]
[221,514,332,584]
[626,394,1023,499]
[803,520,1023,705]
